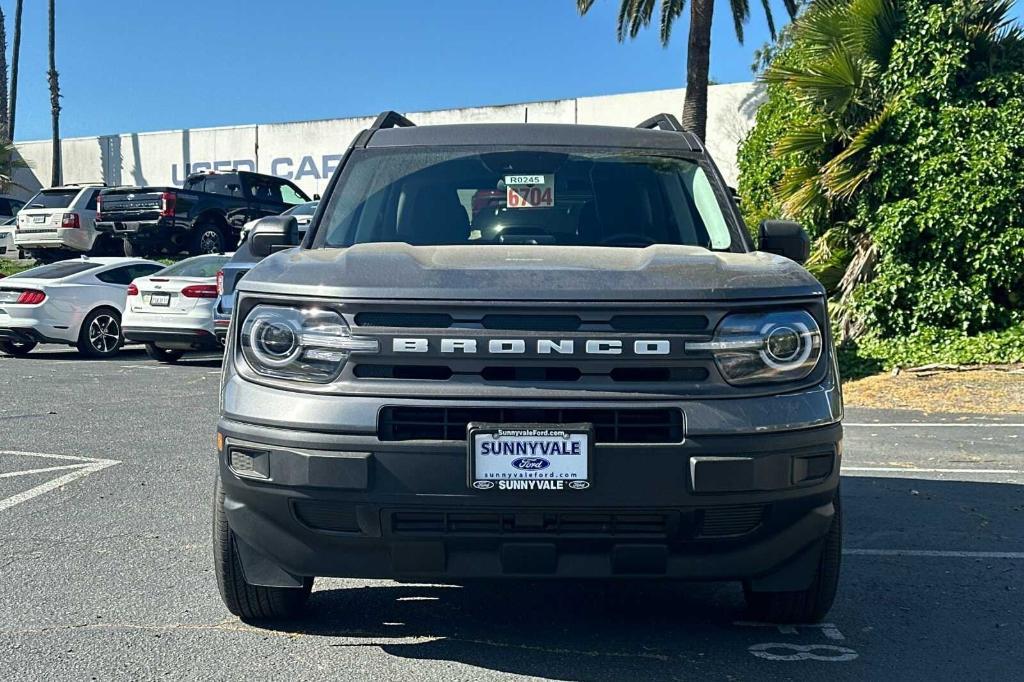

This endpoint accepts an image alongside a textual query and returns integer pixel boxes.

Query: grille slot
[481,314,581,331]
[480,366,582,382]
[294,501,360,533]
[697,505,766,538]
[390,510,672,537]
[378,406,683,443]
[354,312,454,328]
[610,367,709,382]
[354,365,454,380]
[610,315,708,332]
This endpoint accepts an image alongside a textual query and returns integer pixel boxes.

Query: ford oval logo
[568,480,590,490]
[472,480,494,490]
[511,457,550,471]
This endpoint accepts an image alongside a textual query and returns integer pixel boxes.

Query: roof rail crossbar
[635,113,685,133]
[371,111,416,130]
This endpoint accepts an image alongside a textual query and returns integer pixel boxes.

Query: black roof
[360,111,705,153]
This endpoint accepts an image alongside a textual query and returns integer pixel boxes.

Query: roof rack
[635,113,685,133]
[370,111,416,130]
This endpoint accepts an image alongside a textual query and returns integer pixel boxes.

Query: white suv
[15,184,110,262]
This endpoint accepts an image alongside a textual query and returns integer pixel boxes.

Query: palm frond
[774,119,835,157]
[820,101,894,199]
[767,46,864,114]
[845,0,899,68]
[659,0,686,45]
[776,162,826,218]
[576,0,598,14]
[757,0,777,41]
[729,0,750,44]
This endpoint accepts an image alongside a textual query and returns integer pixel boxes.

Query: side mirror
[249,215,299,258]
[758,219,810,264]
[313,193,321,200]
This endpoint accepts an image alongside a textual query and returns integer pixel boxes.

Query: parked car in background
[0,217,20,260]
[239,200,319,244]
[0,195,26,221]
[123,253,231,363]
[14,184,112,262]
[0,257,163,357]
[214,201,319,342]
[95,170,311,258]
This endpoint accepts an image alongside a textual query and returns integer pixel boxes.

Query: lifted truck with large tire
[214,112,843,624]
[95,170,310,257]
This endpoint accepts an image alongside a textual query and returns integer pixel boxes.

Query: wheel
[144,343,183,363]
[190,224,225,256]
[0,339,36,356]
[76,308,123,358]
[27,250,58,264]
[122,239,149,258]
[213,477,312,621]
[744,492,842,623]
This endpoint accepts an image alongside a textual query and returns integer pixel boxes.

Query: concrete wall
[11,83,763,199]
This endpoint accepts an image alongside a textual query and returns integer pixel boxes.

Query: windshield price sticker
[505,174,554,209]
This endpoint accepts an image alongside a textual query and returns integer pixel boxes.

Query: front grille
[293,501,360,533]
[390,510,673,537]
[697,505,766,538]
[352,310,710,333]
[351,364,708,384]
[378,406,683,443]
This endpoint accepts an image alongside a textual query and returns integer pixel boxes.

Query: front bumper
[217,413,841,586]
[123,325,222,350]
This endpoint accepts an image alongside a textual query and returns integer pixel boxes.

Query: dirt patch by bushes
[843,366,1024,414]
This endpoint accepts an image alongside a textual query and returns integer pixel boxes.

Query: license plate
[149,293,171,306]
[468,423,592,492]
[33,215,46,224]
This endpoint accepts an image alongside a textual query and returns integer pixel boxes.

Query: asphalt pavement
[1,346,1022,681]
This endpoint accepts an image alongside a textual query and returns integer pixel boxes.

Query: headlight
[686,310,822,385]
[239,305,378,383]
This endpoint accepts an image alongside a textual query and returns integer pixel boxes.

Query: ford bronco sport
[213,112,843,624]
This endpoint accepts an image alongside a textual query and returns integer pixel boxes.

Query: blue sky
[3,0,1023,141]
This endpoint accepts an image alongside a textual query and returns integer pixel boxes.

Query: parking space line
[0,450,121,513]
[846,422,1024,428]
[845,549,1024,559]
[0,463,92,478]
[843,466,1023,475]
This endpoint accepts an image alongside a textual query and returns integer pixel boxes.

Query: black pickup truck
[95,170,310,257]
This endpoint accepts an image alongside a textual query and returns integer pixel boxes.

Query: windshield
[8,260,101,279]
[154,255,230,278]
[317,148,735,249]
[284,202,318,217]
[24,188,80,210]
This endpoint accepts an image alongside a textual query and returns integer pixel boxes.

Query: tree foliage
[738,0,1024,345]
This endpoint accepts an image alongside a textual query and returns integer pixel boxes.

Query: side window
[279,182,305,206]
[204,175,244,198]
[10,200,24,214]
[248,179,283,204]
[128,264,163,280]
[0,199,12,215]
[95,266,137,285]
[185,177,206,193]
[85,190,99,211]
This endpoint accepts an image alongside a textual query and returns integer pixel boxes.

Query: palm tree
[8,0,22,141]
[47,0,61,186]
[576,0,799,141]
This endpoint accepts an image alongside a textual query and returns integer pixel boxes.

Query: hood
[238,243,825,302]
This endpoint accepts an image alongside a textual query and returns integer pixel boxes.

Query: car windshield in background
[285,202,318,216]
[25,189,79,209]
[318,148,734,249]
[155,255,231,278]
[8,260,102,279]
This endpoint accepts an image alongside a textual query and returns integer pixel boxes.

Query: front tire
[122,239,150,258]
[144,343,183,363]
[0,339,37,356]
[77,308,123,358]
[744,492,842,623]
[213,478,312,621]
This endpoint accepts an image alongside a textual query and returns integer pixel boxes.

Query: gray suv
[213,112,843,624]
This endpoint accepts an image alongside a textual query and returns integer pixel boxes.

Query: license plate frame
[467,423,593,492]
[149,293,171,307]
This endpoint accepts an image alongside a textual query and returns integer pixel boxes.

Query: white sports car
[122,253,231,363]
[0,257,164,357]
